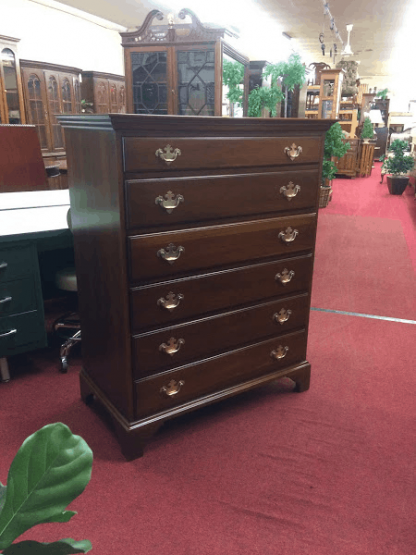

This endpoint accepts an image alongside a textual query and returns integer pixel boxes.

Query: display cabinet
[0,36,25,125]
[81,71,126,114]
[120,8,249,117]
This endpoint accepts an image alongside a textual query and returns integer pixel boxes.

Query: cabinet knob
[155,191,184,214]
[160,379,185,397]
[0,296,12,306]
[159,337,185,356]
[280,181,301,201]
[0,329,17,339]
[157,292,184,312]
[275,269,295,285]
[284,143,303,161]
[273,308,292,325]
[157,243,185,264]
[0,262,8,270]
[270,345,289,360]
[278,227,299,244]
[155,144,181,165]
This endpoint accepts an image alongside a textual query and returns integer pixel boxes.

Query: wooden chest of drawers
[59,114,333,459]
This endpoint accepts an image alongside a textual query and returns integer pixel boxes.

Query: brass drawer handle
[159,337,185,356]
[0,296,12,305]
[275,269,295,285]
[270,345,289,360]
[280,181,301,201]
[0,328,17,339]
[0,262,8,270]
[155,144,182,165]
[160,379,185,397]
[155,191,184,214]
[157,292,184,312]
[278,227,298,244]
[157,243,185,264]
[284,143,303,161]
[273,308,292,325]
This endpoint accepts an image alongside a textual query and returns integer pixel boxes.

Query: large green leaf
[2,538,92,554]
[0,423,93,550]
[0,483,7,514]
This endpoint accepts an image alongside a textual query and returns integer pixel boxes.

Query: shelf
[305,110,319,114]
[339,110,355,114]
[307,85,320,90]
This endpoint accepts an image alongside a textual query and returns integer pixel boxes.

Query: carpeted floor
[1,162,415,555]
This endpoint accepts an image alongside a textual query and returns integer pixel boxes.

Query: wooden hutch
[0,36,25,125]
[306,67,344,121]
[120,8,249,117]
[81,71,126,114]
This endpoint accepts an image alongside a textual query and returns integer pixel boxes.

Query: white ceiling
[52,0,415,87]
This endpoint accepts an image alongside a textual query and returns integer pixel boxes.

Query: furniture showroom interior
[0,0,415,554]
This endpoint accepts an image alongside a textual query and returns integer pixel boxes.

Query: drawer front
[0,246,35,282]
[130,254,313,332]
[0,278,38,316]
[125,169,320,230]
[123,136,322,173]
[134,330,307,419]
[133,293,309,379]
[128,214,317,282]
[0,311,46,356]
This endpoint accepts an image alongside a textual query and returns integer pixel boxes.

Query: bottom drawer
[134,329,307,419]
[0,311,46,356]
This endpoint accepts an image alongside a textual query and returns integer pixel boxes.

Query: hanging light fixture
[341,24,354,57]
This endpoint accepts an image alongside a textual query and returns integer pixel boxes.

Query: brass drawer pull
[278,227,298,244]
[160,379,185,397]
[280,181,301,201]
[273,308,292,325]
[0,328,17,339]
[155,191,184,214]
[157,292,184,312]
[157,243,185,264]
[270,345,289,360]
[275,269,295,285]
[155,144,181,165]
[159,337,185,356]
[0,296,12,305]
[0,262,8,270]
[284,143,302,161]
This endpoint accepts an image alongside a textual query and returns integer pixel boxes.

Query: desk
[0,190,70,382]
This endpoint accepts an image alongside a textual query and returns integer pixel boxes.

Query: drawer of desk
[0,246,36,282]
[123,136,322,173]
[0,278,38,316]
[125,169,320,230]
[134,330,307,419]
[0,311,46,356]
[130,254,313,331]
[128,214,316,282]
[132,293,309,379]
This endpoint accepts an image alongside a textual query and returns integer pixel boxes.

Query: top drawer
[0,246,35,283]
[123,136,322,173]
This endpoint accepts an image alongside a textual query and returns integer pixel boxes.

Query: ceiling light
[341,24,354,57]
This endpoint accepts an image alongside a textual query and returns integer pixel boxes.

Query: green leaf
[2,539,92,554]
[0,483,7,514]
[0,423,93,550]
[42,511,77,524]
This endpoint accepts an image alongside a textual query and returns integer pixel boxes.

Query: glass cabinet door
[44,72,64,151]
[74,78,81,113]
[61,76,73,114]
[0,48,22,124]
[130,51,168,114]
[176,48,215,116]
[21,68,49,151]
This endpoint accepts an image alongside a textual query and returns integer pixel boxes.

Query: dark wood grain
[128,214,317,282]
[130,255,314,331]
[133,293,309,378]
[125,169,320,230]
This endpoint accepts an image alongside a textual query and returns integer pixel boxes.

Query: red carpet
[1,162,416,555]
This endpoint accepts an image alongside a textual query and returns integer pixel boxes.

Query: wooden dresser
[59,114,333,459]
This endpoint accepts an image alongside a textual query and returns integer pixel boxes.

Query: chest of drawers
[59,114,334,459]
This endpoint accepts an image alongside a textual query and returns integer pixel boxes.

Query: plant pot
[362,138,371,144]
[386,176,409,195]
[319,184,332,208]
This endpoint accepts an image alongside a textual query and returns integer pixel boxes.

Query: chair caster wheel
[60,357,68,373]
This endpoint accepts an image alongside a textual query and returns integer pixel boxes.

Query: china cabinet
[0,36,25,125]
[81,71,126,114]
[120,8,249,117]
[305,68,343,121]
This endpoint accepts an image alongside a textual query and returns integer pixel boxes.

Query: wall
[1,0,125,75]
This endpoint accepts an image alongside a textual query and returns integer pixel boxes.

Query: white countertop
[0,190,70,211]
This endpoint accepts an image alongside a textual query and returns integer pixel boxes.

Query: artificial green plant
[222,59,245,108]
[248,53,306,117]
[382,139,414,176]
[361,117,374,139]
[322,122,351,184]
[376,88,389,100]
[0,423,93,554]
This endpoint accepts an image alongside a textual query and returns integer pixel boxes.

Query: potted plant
[248,53,306,118]
[222,59,245,116]
[320,122,350,208]
[376,88,389,100]
[361,117,374,143]
[382,139,415,195]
